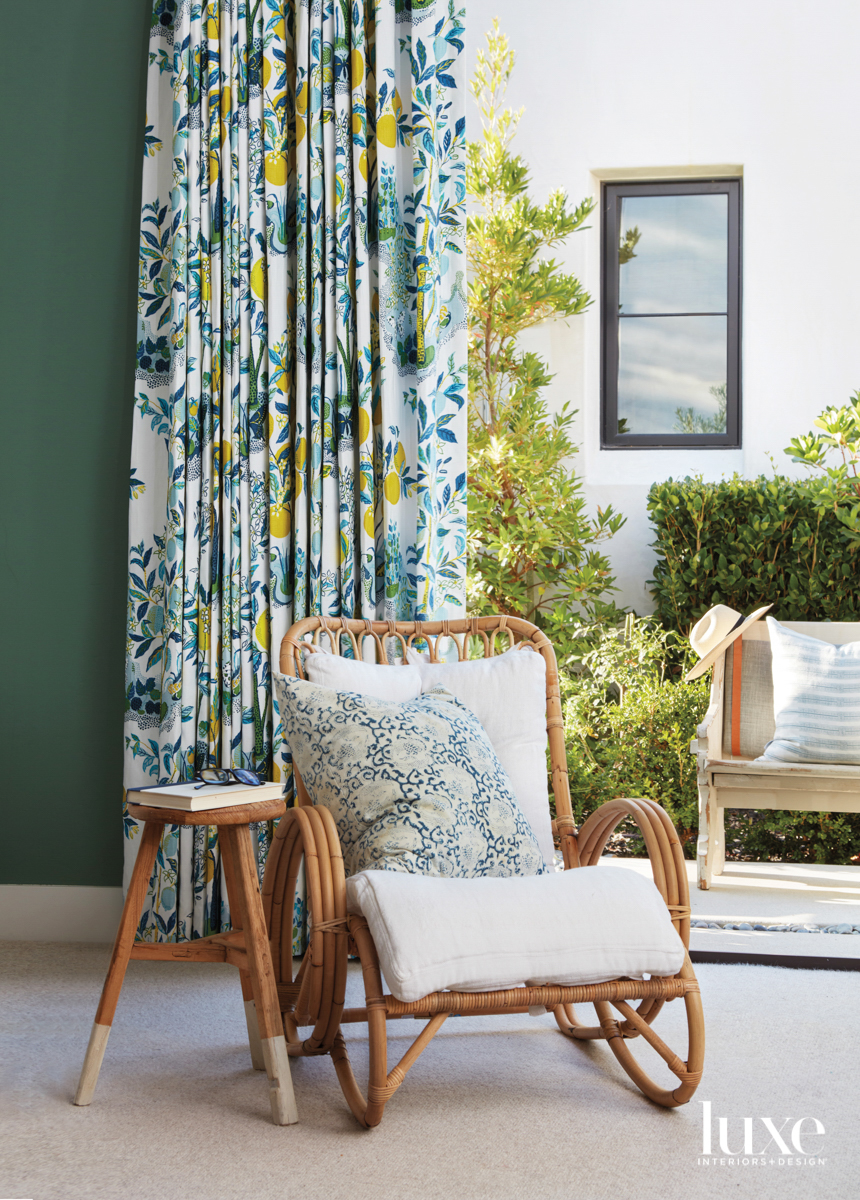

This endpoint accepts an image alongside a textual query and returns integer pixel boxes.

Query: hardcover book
[127,781,284,812]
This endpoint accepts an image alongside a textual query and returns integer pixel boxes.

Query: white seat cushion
[709,758,860,779]
[406,647,554,865]
[346,867,685,1003]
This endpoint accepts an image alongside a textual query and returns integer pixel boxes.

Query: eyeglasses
[193,768,263,790]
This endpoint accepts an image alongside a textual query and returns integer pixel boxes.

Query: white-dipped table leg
[262,1035,299,1126]
[221,824,298,1125]
[74,1023,112,1106]
[74,821,161,1106]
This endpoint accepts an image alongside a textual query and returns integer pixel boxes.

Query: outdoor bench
[692,620,860,889]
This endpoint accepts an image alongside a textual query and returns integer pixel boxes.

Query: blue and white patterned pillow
[273,672,547,879]
[757,617,860,764]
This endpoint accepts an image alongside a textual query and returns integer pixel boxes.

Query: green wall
[0,2,152,885]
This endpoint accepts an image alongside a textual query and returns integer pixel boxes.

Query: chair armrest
[261,804,349,1048]
[573,798,691,949]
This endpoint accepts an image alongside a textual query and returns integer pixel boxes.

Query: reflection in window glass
[618,194,728,315]
[617,316,727,434]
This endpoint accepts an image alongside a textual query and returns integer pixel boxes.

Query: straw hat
[684,603,772,681]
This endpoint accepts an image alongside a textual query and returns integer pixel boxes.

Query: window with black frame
[601,179,741,448]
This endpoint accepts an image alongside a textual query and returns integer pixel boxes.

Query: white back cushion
[347,868,684,1002]
[405,648,554,866]
[304,650,422,702]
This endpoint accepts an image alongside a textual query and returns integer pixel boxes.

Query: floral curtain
[124,0,467,941]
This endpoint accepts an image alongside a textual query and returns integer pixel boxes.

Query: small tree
[466,22,623,662]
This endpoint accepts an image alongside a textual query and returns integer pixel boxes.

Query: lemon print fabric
[250,257,266,300]
[376,113,397,148]
[125,0,467,947]
[264,149,288,186]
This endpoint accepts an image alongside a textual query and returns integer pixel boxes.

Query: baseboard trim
[6,888,857,962]
[691,949,860,972]
[0,885,124,942]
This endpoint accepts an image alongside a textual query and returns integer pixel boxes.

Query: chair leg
[74,820,162,1106]
[573,955,705,1109]
[221,825,298,1126]
[329,924,448,1129]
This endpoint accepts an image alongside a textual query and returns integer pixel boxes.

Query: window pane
[618,194,728,315]
[617,315,727,435]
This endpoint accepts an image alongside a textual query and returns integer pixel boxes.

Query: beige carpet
[0,942,855,1200]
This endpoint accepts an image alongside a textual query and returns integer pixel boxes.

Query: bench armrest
[690,698,721,758]
[689,655,726,764]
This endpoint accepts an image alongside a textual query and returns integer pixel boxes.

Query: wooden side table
[73,797,298,1126]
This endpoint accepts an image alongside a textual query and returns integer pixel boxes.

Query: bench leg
[74,820,162,1105]
[221,825,298,1125]
[713,806,726,876]
[696,770,725,890]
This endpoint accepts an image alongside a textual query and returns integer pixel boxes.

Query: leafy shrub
[562,617,709,858]
[648,473,860,635]
[724,810,860,865]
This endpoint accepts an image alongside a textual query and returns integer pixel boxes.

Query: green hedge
[648,474,860,634]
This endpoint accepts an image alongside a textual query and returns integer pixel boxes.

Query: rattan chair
[262,614,704,1127]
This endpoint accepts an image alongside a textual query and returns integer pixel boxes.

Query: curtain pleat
[124,0,467,942]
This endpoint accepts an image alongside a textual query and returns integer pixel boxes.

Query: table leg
[219,830,265,1070]
[74,820,162,1106]
[221,825,298,1126]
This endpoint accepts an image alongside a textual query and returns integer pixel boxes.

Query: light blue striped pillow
[756,617,860,764]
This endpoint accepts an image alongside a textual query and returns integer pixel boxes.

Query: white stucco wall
[467,0,860,612]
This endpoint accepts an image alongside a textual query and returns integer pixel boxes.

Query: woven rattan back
[278,614,578,867]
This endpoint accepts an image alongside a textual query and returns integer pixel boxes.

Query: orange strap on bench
[731,636,743,757]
